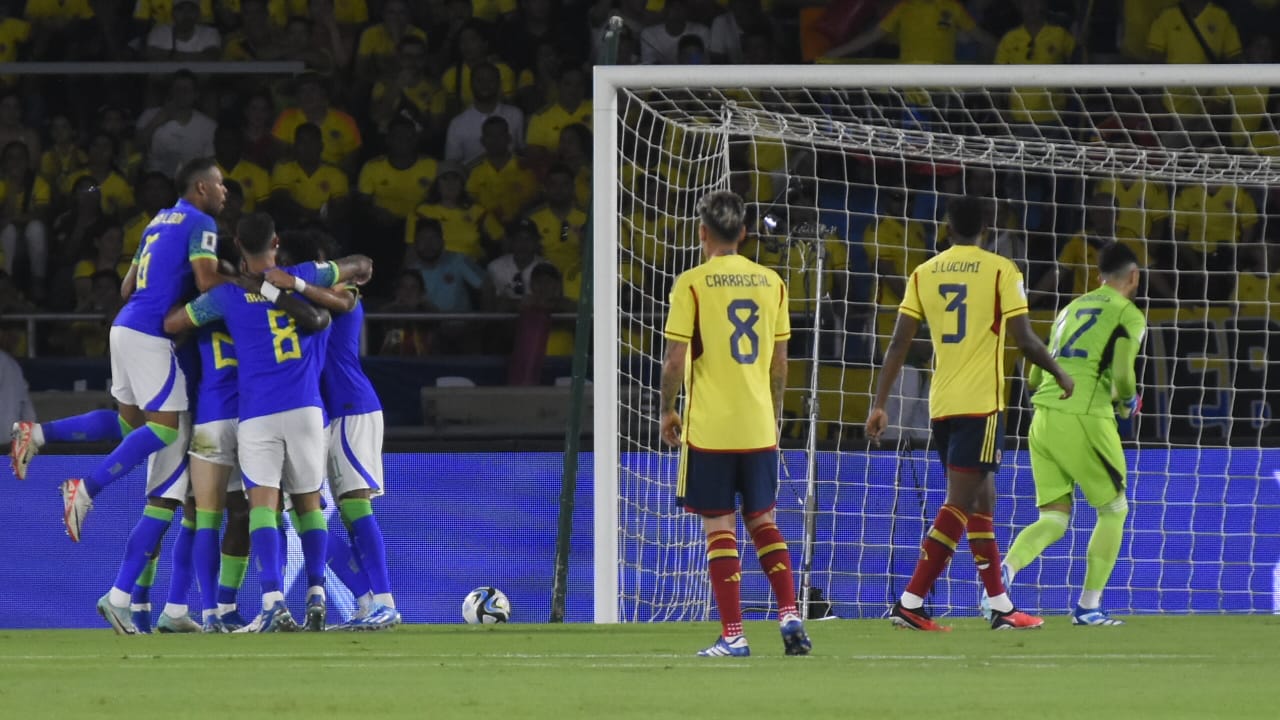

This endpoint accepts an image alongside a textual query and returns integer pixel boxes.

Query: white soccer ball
[462,587,511,624]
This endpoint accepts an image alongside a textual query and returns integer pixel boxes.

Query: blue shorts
[677,447,778,518]
[931,412,1005,473]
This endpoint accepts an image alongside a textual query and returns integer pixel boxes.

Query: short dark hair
[223,178,243,199]
[697,190,745,243]
[946,195,986,242]
[175,157,218,195]
[278,229,321,264]
[481,115,509,134]
[531,262,561,283]
[236,212,275,255]
[293,122,322,143]
[1098,241,1139,277]
[415,218,443,237]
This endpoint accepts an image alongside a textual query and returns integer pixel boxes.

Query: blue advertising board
[0,450,1275,628]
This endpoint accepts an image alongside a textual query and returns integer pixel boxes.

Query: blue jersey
[194,322,239,424]
[185,261,339,421]
[321,294,381,419]
[114,198,218,338]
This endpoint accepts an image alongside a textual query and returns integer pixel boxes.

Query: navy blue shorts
[677,447,779,518]
[931,412,1005,473]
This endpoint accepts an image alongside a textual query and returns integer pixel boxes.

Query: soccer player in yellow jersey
[866,196,1075,632]
[660,190,811,658]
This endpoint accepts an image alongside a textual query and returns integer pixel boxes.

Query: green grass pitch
[1,616,1276,719]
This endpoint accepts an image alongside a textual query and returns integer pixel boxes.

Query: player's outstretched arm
[1008,314,1074,399]
[331,254,374,286]
[866,313,920,445]
[265,268,357,313]
[228,271,333,332]
[659,340,687,448]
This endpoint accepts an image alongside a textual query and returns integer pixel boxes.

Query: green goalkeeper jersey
[1030,283,1146,417]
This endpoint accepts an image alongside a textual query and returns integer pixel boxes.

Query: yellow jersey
[1233,271,1280,318]
[26,0,94,20]
[1174,185,1257,254]
[994,23,1076,124]
[271,108,362,166]
[899,244,1028,419]
[471,0,516,22]
[0,17,30,65]
[265,0,367,25]
[218,159,271,212]
[122,211,153,257]
[527,204,587,276]
[39,144,87,193]
[441,62,517,106]
[878,0,976,64]
[0,175,52,210]
[1058,234,1151,296]
[133,0,212,22]
[357,155,438,218]
[1094,178,1170,240]
[525,101,592,151]
[356,23,427,60]
[405,202,502,260]
[372,78,448,120]
[863,216,930,306]
[1147,3,1241,64]
[270,161,349,211]
[742,233,847,315]
[664,253,791,451]
[465,155,537,225]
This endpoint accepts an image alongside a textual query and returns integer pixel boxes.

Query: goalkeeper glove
[1116,394,1142,420]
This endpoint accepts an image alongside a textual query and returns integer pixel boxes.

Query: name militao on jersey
[1034,284,1146,417]
[115,198,218,337]
[664,254,790,451]
[321,291,382,419]
[194,321,238,425]
[184,261,339,421]
[900,244,1029,419]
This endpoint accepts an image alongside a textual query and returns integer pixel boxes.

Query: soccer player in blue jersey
[165,212,370,632]
[273,231,399,630]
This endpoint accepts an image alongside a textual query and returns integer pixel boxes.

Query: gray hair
[697,190,745,243]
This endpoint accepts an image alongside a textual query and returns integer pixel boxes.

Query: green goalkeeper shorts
[1028,407,1127,508]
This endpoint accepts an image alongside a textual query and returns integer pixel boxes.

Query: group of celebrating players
[9,157,399,634]
[662,190,1141,655]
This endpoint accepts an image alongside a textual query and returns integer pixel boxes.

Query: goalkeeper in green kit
[982,243,1145,627]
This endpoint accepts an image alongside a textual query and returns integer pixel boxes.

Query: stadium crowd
[0,0,1273,368]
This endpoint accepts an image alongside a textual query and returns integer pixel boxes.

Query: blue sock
[194,510,221,613]
[295,510,328,590]
[166,518,196,608]
[113,506,175,595]
[342,500,391,596]
[250,507,282,595]
[326,528,370,598]
[42,410,125,443]
[84,422,177,497]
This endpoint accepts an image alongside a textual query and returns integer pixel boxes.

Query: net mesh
[611,81,1280,622]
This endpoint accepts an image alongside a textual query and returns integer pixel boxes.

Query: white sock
[162,603,188,619]
[987,593,1014,614]
[1078,590,1102,609]
[372,593,395,608]
[217,602,237,616]
[202,608,218,620]
[778,611,800,625]
[108,588,131,608]
[129,602,151,613]
[262,590,284,607]
[899,592,925,610]
[307,585,326,601]
[358,591,374,611]
[32,422,45,447]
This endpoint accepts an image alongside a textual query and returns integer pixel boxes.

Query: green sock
[1005,510,1070,580]
[1082,496,1128,607]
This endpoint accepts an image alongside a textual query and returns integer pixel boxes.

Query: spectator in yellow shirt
[525,164,587,288]
[824,0,995,64]
[39,114,86,200]
[0,140,51,299]
[72,221,129,309]
[269,122,350,229]
[358,117,438,225]
[1232,242,1280,319]
[133,0,213,25]
[863,189,930,308]
[440,22,518,111]
[271,73,362,172]
[1092,176,1170,242]
[0,10,31,87]
[121,171,174,258]
[214,125,270,212]
[525,66,591,163]
[370,36,447,137]
[1146,0,1242,147]
[355,0,426,83]
[1173,182,1257,301]
[466,116,538,226]
[68,133,136,219]
[472,0,517,24]
[405,162,503,265]
[994,0,1076,136]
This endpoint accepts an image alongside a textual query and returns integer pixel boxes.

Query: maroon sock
[967,513,1006,598]
[706,530,743,638]
[905,504,968,598]
[749,521,797,619]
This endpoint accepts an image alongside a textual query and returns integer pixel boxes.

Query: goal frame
[590,63,1277,624]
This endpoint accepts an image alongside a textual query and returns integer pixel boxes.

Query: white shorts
[327,412,385,499]
[238,406,325,496]
[109,326,189,412]
[190,419,245,492]
[145,413,191,502]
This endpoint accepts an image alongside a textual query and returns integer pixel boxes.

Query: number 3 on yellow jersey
[267,309,301,363]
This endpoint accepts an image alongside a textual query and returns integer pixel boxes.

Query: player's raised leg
[10,409,124,480]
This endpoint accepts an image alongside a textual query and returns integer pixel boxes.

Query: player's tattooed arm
[659,340,687,447]
[770,339,787,423]
[1009,314,1074,399]
[265,268,357,313]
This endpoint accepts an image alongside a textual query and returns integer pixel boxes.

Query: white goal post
[592,63,1280,624]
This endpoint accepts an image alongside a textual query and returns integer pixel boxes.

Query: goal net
[591,64,1280,624]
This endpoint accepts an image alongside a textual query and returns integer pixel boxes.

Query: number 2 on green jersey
[1052,307,1102,359]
